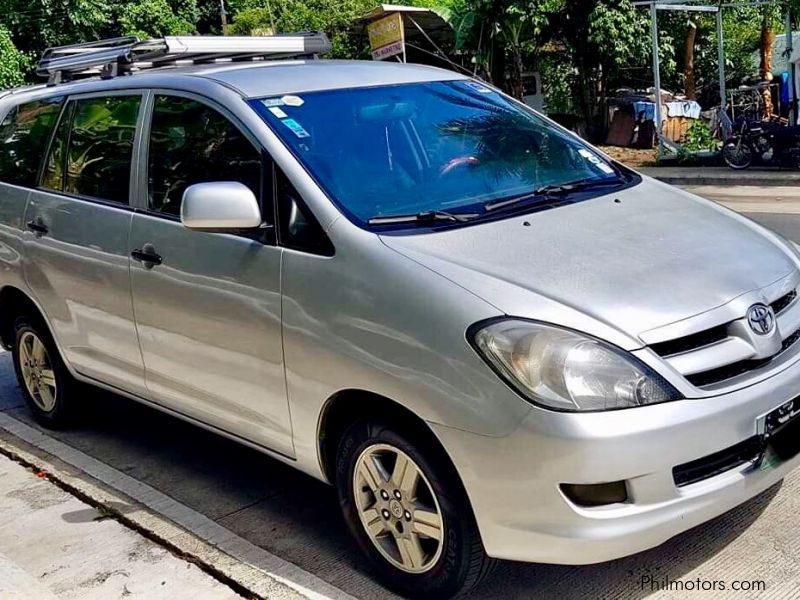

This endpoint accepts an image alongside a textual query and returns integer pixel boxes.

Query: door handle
[131,243,163,269]
[26,218,49,236]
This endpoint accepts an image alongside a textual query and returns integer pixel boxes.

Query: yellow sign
[367,13,405,60]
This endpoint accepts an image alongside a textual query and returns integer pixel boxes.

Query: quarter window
[276,168,333,256]
[0,98,63,188]
[42,95,141,205]
[147,95,262,217]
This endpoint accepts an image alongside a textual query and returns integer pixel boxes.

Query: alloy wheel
[18,331,57,412]
[353,443,445,574]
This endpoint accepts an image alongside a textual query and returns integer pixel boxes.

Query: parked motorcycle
[723,117,800,170]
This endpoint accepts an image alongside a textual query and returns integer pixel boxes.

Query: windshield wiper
[367,210,480,226]
[484,177,626,213]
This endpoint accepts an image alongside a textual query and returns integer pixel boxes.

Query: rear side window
[43,95,141,205]
[0,98,63,188]
[147,95,262,217]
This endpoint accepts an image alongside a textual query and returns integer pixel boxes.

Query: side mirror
[181,182,262,231]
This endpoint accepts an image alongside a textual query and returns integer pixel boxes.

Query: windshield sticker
[465,81,493,94]
[261,98,284,108]
[269,106,288,119]
[281,95,305,107]
[281,118,310,138]
[578,149,615,174]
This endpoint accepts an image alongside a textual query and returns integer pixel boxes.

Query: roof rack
[37,32,332,85]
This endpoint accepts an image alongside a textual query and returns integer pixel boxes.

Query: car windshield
[251,80,626,227]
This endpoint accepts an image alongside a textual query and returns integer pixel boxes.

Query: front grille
[673,437,763,487]
[772,290,798,315]
[650,325,728,358]
[685,325,800,387]
[648,285,800,389]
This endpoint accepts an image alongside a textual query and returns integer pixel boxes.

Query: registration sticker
[578,149,615,174]
[281,118,310,138]
[261,97,284,107]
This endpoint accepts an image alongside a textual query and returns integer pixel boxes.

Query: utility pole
[219,0,229,35]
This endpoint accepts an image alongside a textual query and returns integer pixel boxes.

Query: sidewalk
[0,453,242,600]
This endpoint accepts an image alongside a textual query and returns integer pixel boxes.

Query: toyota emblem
[747,304,775,336]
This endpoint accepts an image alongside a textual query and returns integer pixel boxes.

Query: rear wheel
[335,419,495,598]
[12,316,78,428]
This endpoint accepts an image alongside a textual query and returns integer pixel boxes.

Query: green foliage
[116,0,197,39]
[651,6,760,107]
[681,119,719,153]
[554,0,648,124]
[0,25,28,89]
[229,0,376,58]
[0,0,790,111]
[0,0,201,84]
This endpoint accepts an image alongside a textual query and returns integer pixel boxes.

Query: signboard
[367,13,405,61]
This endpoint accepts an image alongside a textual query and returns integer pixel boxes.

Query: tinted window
[148,95,261,217]
[276,168,333,256]
[0,98,63,187]
[63,96,140,203]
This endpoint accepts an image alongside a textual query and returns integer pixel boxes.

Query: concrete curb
[639,167,800,187]
[0,413,357,600]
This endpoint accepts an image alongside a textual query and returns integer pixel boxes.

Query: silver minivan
[1,35,800,599]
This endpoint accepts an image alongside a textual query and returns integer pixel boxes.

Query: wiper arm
[484,177,625,213]
[368,210,480,226]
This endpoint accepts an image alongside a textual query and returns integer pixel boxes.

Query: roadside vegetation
[0,1,797,131]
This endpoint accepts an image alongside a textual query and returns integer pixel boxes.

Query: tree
[0,25,28,89]
[452,0,561,98]
[229,0,376,58]
[557,0,648,129]
[115,0,197,38]
[758,3,783,117]
[684,19,697,99]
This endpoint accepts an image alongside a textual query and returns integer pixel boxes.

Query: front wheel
[723,137,753,169]
[336,419,495,598]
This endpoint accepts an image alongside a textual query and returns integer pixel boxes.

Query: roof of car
[190,60,469,97]
[2,59,469,104]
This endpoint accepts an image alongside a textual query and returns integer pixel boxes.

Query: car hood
[381,177,800,350]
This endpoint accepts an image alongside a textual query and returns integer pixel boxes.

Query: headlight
[472,320,682,411]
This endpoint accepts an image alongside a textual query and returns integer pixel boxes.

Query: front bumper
[431,358,800,565]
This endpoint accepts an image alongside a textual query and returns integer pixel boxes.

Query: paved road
[1,202,800,599]
[685,186,800,214]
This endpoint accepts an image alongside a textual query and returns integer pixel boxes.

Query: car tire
[11,316,78,428]
[335,418,496,599]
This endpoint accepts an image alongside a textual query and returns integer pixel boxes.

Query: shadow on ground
[0,353,779,599]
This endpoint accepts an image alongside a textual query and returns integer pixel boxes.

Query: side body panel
[0,182,32,301]
[128,214,291,455]
[279,222,532,479]
[23,191,145,395]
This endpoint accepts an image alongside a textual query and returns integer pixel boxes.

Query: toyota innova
[0,34,799,599]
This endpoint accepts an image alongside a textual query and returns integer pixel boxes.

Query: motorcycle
[723,117,800,170]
